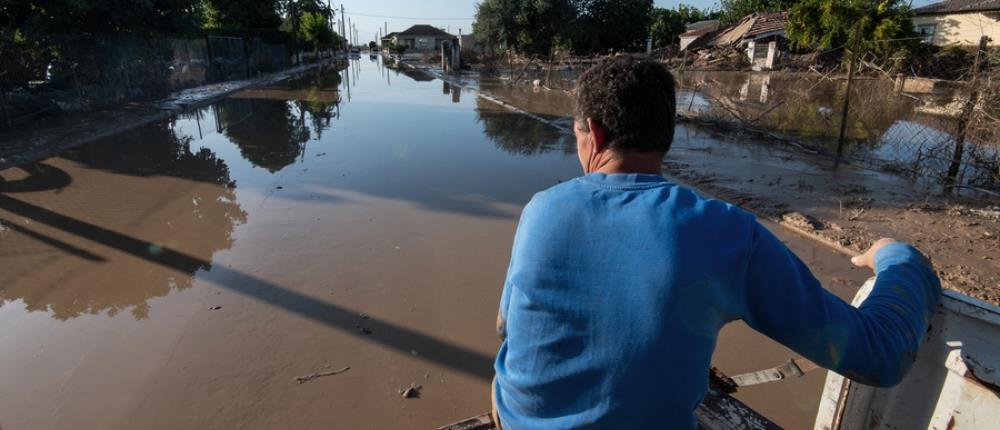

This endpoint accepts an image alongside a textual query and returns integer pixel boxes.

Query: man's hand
[851,238,898,272]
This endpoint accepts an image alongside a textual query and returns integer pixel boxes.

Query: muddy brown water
[1,58,870,429]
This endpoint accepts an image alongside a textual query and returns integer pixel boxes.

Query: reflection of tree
[295,68,342,139]
[1,121,247,321]
[218,98,311,172]
[218,68,344,169]
[475,97,574,156]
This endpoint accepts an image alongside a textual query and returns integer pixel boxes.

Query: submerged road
[0,57,868,429]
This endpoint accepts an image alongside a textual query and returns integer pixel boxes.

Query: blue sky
[335,0,938,43]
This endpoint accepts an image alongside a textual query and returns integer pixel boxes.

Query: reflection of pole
[947,35,989,187]
[835,23,862,164]
[196,109,203,139]
[345,62,351,102]
[213,104,222,133]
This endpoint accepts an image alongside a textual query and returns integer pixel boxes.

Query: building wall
[680,36,698,51]
[912,12,1000,46]
[394,36,451,51]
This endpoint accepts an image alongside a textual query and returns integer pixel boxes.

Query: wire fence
[482,43,999,194]
[671,39,999,193]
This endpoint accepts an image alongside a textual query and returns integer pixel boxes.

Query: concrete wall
[912,12,1000,46]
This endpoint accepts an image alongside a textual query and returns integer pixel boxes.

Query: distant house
[680,20,721,51]
[459,33,478,52]
[380,32,398,49]
[383,25,457,52]
[911,0,1000,46]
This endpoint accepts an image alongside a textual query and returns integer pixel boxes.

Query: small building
[380,32,398,50]
[680,20,720,51]
[685,12,788,69]
[459,33,478,51]
[911,0,1000,46]
[384,25,456,52]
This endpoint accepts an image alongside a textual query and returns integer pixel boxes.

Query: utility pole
[341,5,347,52]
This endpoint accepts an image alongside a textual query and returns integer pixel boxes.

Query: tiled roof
[396,25,453,38]
[914,0,1000,14]
[746,12,788,37]
[686,12,788,50]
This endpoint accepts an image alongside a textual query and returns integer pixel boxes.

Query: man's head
[573,55,676,174]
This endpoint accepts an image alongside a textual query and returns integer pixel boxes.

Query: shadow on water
[0,193,495,380]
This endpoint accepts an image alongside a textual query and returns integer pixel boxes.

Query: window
[916,24,936,43]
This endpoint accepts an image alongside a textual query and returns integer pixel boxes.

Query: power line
[343,10,473,21]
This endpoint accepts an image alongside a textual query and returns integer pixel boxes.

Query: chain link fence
[672,39,999,193]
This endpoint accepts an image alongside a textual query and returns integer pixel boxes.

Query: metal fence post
[946,35,990,186]
[836,23,863,164]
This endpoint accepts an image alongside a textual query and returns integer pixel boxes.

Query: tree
[716,0,790,25]
[202,0,282,34]
[786,0,915,58]
[568,0,654,53]
[649,5,713,49]
[299,11,337,58]
[473,0,520,52]
[473,0,575,56]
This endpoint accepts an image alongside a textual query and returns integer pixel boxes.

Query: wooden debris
[294,367,350,384]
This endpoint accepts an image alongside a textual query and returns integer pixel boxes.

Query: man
[491,56,940,429]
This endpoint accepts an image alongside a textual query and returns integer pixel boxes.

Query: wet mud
[0,57,932,430]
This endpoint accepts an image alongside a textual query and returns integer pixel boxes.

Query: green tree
[202,0,282,33]
[299,11,337,58]
[473,0,575,56]
[473,0,520,52]
[649,5,713,48]
[786,0,915,57]
[716,0,790,25]
[569,0,653,53]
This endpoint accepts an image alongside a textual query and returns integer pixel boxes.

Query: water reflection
[221,68,343,172]
[0,121,246,320]
[474,97,574,156]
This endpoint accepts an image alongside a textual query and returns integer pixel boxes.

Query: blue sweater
[494,173,941,429]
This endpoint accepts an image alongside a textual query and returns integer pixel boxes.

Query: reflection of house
[383,25,456,51]
[680,20,720,51]
[912,0,1000,46]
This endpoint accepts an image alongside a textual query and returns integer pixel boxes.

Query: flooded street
[1,58,872,429]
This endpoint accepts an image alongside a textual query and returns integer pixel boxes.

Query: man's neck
[592,151,665,175]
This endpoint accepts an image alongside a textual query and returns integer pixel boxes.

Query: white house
[911,0,1000,46]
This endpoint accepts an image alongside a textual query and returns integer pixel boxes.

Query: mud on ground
[465,71,1000,305]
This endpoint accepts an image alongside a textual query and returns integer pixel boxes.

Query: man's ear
[586,118,606,153]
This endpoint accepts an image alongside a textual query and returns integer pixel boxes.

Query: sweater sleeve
[736,222,941,387]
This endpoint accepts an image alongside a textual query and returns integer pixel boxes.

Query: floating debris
[294,367,351,384]
[399,383,422,398]
[209,306,222,310]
